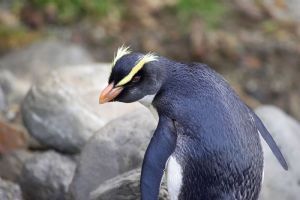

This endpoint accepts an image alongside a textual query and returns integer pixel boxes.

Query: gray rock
[255,105,300,200]
[0,39,93,81]
[70,109,156,200]
[0,86,5,112]
[19,151,76,200]
[21,72,103,153]
[0,39,93,117]
[0,150,35,182]
[0,178,23,200]
[21,64,142,153]
[0,70,30,106]
[90,169,168,200]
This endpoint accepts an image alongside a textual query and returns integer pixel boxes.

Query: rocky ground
[0,39,299,200]
[0,0,300,199]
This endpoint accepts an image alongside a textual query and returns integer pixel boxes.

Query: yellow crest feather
[116,52,158,87]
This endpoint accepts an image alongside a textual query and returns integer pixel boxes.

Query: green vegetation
[0,26,41,53]
[0,0,227,52]
[262,20,281,34]
[28,0,124,23]
[176,0,226,28]
[11,0,226,27]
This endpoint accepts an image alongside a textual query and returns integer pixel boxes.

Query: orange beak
[99,82,123,104]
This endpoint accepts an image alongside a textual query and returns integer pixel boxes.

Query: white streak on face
[138,94,158,120]
[139,94,155,107]
[167,156,183,200]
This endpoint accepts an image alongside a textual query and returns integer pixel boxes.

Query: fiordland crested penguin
[99,46,288,200]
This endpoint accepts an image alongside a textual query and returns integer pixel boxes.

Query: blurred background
[0,0,299,200]
[1,0,300,119]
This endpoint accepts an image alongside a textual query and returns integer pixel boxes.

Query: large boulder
[0,39,94,121]
[70,109,156,200]
[19,151,76,200]
[0,39,94,123]
[255,105,300,200]
[0,39,93,82]
[21,64,141,153]
[0,178,23,200]
[90,169,168,200]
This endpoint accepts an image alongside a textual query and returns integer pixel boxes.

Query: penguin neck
[137,57,171,104]
[139,95,159,120]
[139,95,156,107]
[159,57,185,86]
[138,57,181,120]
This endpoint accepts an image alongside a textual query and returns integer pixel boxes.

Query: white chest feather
[138,94,158,120]
[167,156,183,200]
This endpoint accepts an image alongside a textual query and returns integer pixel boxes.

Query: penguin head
[99,46,164,103]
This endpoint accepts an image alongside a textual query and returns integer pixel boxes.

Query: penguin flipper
[252,112,288,170]
[141,116,177,200]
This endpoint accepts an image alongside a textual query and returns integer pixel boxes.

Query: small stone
[0,178,23,200]
[0,120,27,154]
[0,9,19,27]
[69,109,156,200]
[19,151,76,200]
[0,69,30,107]
[233,0,264,20]
[262,0,300,23]
[0,86,6,112]
[89,169,168,200]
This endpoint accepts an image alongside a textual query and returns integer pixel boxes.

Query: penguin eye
[132,75,141,83]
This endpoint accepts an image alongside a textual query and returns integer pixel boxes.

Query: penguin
[99,46,288,200]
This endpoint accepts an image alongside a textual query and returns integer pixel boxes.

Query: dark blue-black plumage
[153,60,263,200]
[103,53,288,200]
